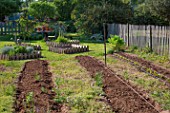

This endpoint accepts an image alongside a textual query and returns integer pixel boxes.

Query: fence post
[150,25,153,52]
[127,23,130,47]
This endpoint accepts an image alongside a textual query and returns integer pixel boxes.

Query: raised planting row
[14,60,62,113]
[49,45,89,54]
[0,51,42,60]
[114,52,170,85]
[4,44,41,50]
[76,56,160,113]
[46,41,89,54]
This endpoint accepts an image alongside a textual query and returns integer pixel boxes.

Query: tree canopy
[28,1,56,21]
[0,0,21,21]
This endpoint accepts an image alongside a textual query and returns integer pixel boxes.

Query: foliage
[131,0,169,25]
[28,1,56,22]
[108,35,125,52]
[26,46,34,53]
[71,0,132,34]
[0,0,21,21]
[94,73,103,87]
[0,46,14,54]
[90,34,103,41]
[53,0,75,21]
[56,36,68,43]
[0,45,33,56]
[26,92,34,104]
[147,0,170,23]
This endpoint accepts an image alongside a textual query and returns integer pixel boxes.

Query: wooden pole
[103,23,107,66]
[150,25,153,52]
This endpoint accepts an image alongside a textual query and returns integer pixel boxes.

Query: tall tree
[0,0,21,21]
[71,0,132,34]
[147,0,170,23]
[53,0,75,21]
[28,1,56,21]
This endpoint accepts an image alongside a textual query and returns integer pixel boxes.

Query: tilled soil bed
[14,60,62,113]
[76,56,159,113]
[118,52,170,78]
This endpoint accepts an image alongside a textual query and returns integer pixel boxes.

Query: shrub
[56,36,68,43]
[0,46,34,56]
[14,46,27,54]
[26,46,34,53]
[108,35,125,52]
[0,46,14,54]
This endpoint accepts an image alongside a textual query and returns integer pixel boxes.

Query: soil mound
[14,60,62,113]
[76,55,159,113]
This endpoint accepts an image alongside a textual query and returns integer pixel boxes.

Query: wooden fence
[107,23,170,56]
[0,52,41,60]
[0,22,21,35]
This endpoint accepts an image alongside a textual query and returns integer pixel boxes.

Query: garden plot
[46,41,89,54]
[14,60,65,113]
[113,52,170,87]
[0,44,42,60]
[76,56,160,113]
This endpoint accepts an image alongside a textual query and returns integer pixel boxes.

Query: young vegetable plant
[108,35,125,52]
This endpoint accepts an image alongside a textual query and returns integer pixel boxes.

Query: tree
[28,1,56,21]
[71,0,132,34]
[0,0,21,21]
[147,0,170,23]
[53,0,75,21]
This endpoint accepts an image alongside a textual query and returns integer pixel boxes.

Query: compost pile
[76,56,159,113]
[14,60,62,113]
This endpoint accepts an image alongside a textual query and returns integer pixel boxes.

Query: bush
[26,46,34,53]
[14,46,27,54]
[0,46,29,56]
[0,46,14,54]
[56,36,68,43]
[108,35,125,52]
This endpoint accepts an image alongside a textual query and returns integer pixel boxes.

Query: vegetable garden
[1,0,170,113]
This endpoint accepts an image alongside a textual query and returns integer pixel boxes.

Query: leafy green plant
[26,92,34,104]
[108,35,125,52]
[13,46,27,54]
[56,36,68,43]
[34,74,40,81]
[0,45,33,56]
[129,46,138,52]
[94,73,103,87]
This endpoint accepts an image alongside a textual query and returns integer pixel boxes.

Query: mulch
[14,60,64,113]
[76,55,159,113]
